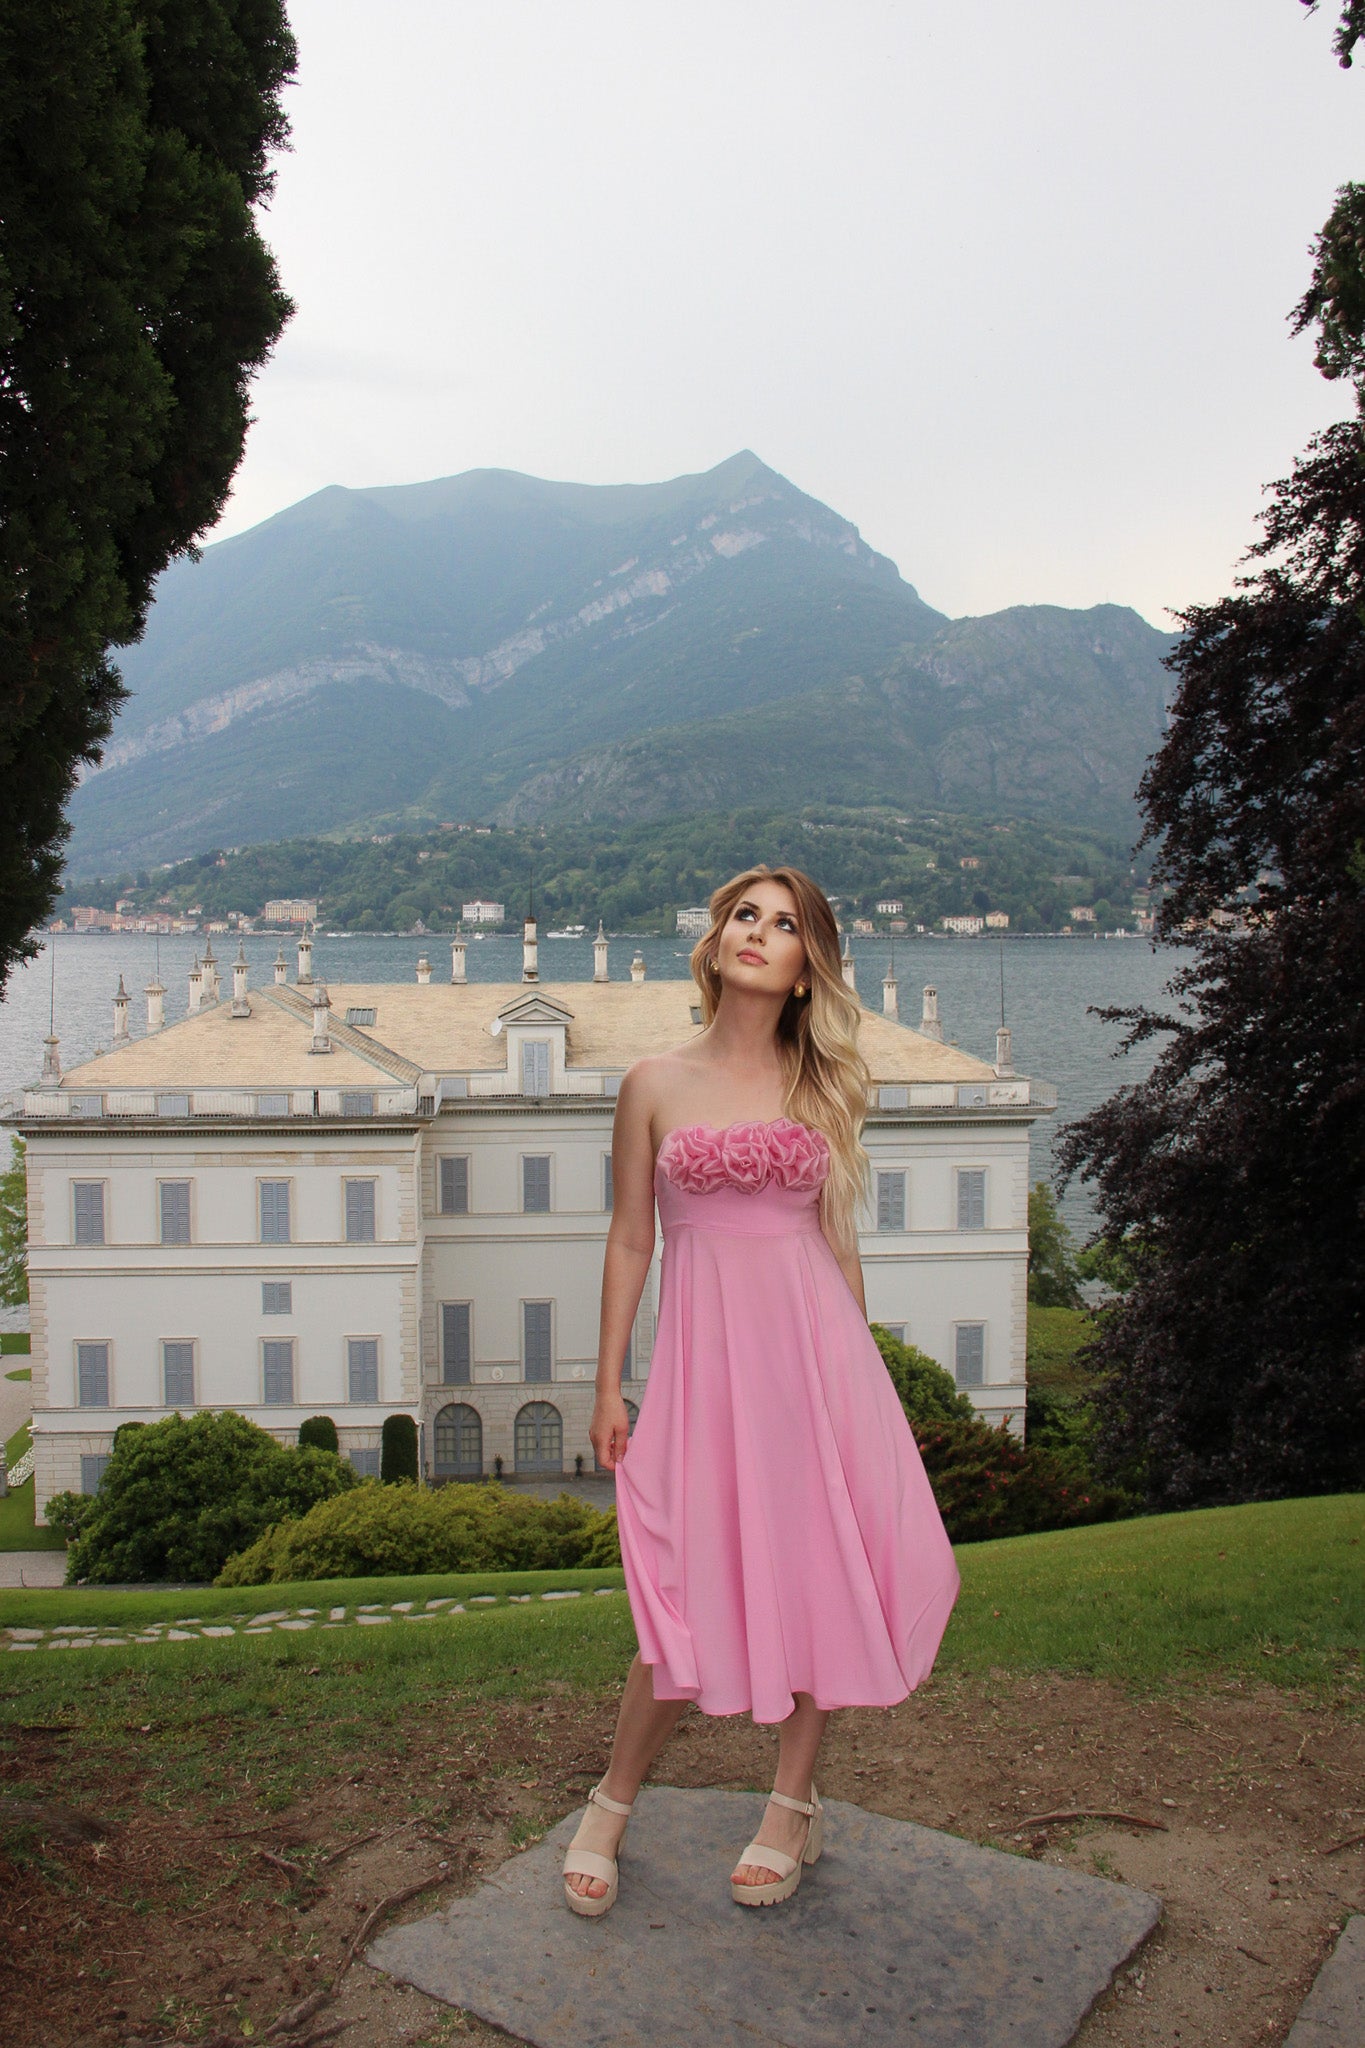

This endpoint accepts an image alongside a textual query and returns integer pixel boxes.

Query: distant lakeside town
[48,804,1178,943]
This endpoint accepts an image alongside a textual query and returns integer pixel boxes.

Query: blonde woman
[562,865,960,1916]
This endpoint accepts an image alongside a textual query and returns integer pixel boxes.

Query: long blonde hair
[689,865,870,1248]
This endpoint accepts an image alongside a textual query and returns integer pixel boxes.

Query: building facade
[8,929,1054,1517]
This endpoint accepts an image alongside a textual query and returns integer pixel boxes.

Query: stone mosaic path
[1,1584,622,1652]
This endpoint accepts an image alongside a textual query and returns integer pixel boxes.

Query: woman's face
[715,879,808,998]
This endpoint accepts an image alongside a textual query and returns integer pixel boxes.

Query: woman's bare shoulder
[619,1048,708,1126]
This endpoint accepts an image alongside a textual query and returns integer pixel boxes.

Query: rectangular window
[442,1302,472,1385]
[262,1338,295,1404]
[522,1155,551,1213]
[439,1155,469,1215]
[162,1340,196,1407]
[347,1337,379,1402]
[73,1181,105,1246]
[80,1453,111,1495]
[76,1341,109,1406]
[256,1092,290,1117]
[955,1324,986,1386]
[159,1180,191,1246]
[875,1170,906,1232]
[879,1323,907,1343]
[520,1038,551,1095]
[259,1180,291,1243]
[956,1169,987,1231]
[262,1280,293,1315]
[156,1093,190,1118]
[349,1447,380,1477]
[523,1300,552,1382]
[344,1179,377,1242]
[344,1008,377,1028]
[340,1091,375,1116]
[603,1154,614,1211]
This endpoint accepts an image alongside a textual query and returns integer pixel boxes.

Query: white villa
[7,918,1054,1519]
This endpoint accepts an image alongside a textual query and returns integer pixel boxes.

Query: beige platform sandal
[562,1779,634,1918]
[730,1782,824,1907]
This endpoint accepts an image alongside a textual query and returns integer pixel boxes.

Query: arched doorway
[514,1401,563,1475]
[433,1402,482,1480]
[594,1398,638,1473]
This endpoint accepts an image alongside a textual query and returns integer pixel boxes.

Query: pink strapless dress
[614,1117,961,1724]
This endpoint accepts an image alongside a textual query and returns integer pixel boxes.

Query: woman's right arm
[591,1064,658,1471]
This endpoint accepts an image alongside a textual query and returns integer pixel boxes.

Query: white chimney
[200,938,218,1005]
[41,1032,61,1087]
[416,954,432,985]
[187,955,203,1015]
[309,984,331,1055]
[522,910,539,983]
[882,959,898,1022]
[273,945,288,986]
[113,975,130,1042]
[593,919,609,984]
[145,973,165,1034]
[995,1024,1014,1077]
[920,985,943,1041]
[630,949,646,984]
[231,940,250,1018]
[297,930,314,986]
[451,935,467,984]
[841,935,857,993]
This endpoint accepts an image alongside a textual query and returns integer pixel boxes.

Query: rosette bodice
[653,1117,829,1238]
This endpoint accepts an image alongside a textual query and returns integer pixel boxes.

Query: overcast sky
[213,0,1361,628]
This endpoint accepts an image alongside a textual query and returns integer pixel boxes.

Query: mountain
[67,452,1172,871]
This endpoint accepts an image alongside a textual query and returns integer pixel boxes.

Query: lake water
[0,930,1177,1237]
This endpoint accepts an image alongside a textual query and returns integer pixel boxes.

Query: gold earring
[708,955,720,974]
[794,980,807,998]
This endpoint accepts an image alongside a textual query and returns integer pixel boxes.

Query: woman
[562,865,960,1916]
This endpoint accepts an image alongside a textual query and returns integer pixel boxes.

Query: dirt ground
[2,1669,1361,2048]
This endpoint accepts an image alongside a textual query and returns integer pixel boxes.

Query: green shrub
[911,1412,1135,1544]
[870,1326,976,1423]
[47,1410,359,1584]
[381,1412,418,1484]
[298,1414,339,1455]
[217,1480,621,1584]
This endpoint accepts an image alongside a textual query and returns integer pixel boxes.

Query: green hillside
[67,452,1172,872]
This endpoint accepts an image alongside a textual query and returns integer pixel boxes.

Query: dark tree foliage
[1301,0,1365,68]
[380,1412,420,1485]
[298,1414,340,1454]
[0,0,295,988]
[1057,424,1365,1506]
[1055,8,1365,1510]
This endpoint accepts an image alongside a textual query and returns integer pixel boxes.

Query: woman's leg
[731,1692,830,1886]
[565,1651,690,1900]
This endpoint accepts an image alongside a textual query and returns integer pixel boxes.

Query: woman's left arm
[823,1219,868,1319]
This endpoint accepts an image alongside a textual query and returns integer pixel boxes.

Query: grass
[0,1497,1357,1818]
[0,1331,30,1356]
[0,1420,67,1553]
[4,1366,31,1382]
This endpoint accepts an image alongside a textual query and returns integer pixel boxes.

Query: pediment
[495,993,574,1027]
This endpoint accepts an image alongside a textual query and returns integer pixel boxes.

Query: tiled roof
[58,978,999,1088]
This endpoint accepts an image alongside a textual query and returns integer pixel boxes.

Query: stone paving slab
[367,1786,1162,2048]
[1284,1915,1365,2046]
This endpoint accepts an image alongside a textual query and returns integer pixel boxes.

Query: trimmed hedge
[298,1415,339,1454]
[381,1412,418,1484]
[46,1410,358,1584]
[217,1480,621,1585]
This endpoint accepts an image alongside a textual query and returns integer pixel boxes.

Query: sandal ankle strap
[768,1788,818,1816]
[589,1782,634,1816]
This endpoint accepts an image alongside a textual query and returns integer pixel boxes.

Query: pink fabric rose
[720,1123,773,1193]
[767,1119,830,1192]
[658,1124,729,1194]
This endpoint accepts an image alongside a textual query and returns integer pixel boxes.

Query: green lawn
[0,1331,31,1356]
[0,1420,67,1552]
[4,1366,31,1382]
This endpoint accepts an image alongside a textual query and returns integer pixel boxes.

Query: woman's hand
[591,1391,632,1471]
